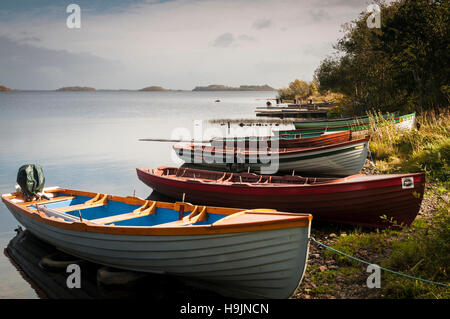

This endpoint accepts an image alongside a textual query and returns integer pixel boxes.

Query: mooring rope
[310,237,450,288]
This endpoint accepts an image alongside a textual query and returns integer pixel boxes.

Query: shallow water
[0,90,282,298]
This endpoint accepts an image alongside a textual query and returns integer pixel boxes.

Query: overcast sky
[0,0,375,90]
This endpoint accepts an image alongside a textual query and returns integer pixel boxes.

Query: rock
[310,253,320,259]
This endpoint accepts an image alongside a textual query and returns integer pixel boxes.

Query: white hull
[7,206,310,299]
[177,140,369,176]
[395,114,415,130]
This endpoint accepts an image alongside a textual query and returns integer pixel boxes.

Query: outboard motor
[16,164,46,201]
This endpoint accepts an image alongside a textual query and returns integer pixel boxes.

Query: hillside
[0,85,12,92]
[56,86,96,92]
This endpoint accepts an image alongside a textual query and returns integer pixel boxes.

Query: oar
[138,138,212,143]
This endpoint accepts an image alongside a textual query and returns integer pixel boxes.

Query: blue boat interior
[31,194,228,227]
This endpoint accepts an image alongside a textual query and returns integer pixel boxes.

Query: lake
[0,90,283,298]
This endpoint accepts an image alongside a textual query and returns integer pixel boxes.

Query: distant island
[0,85,12,92]
[139,86,183,92]
[56,86,96,91]
[192,84,276,91]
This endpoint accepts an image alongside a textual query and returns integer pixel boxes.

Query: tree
[314,0,449,114]
[278,79,311,100]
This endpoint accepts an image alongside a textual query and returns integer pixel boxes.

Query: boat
[256,102,338,110]
[137,166,425,229]
[284,112,415,134]
[255,109,328,119]
[210,130,351,149]
[292,112,398,129]
[173,137,370,176]
[2,187,312,299]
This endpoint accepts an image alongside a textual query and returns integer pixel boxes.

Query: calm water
[0,90,282,298]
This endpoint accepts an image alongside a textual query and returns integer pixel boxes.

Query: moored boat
[137,166,425,229]
[2,187,312,299]
[173,137,370,176]
[292,112,398,129]
[285,112,415,134]
[210,130,351,149]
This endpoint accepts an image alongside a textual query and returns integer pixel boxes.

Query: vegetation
[368,108,450,185]
[56,86,96,91]
[296,110,450,299]
[139,86,170,91]
[314,0,449,114]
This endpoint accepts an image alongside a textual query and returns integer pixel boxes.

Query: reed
[368,108,450,184]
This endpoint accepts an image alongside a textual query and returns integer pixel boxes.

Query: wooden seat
[91,201,157,224]
[153,206,207,227]
[55,194,108,213]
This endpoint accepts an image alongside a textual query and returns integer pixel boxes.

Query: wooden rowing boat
[284,112,415,134]
[137,167,425,229]
[292,112,397,129]
[256,109,328,119]
[2,187,312,299]
[173,137,370,176]
[210,130,351,149]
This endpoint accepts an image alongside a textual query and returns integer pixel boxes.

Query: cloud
[252,18,272,29]
[212,32,235,47]
[0,36,122,89]
[237,34,257,43]
[0,0,373,89]
[308,9,331,22]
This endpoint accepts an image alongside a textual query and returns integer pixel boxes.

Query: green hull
[293,112,396,129]
[284,113,415,135]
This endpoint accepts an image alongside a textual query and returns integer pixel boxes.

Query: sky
[0,0,375,90]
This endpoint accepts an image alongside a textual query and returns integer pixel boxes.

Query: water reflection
[5,229,222,299]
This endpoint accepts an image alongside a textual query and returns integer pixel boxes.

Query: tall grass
[368,108,450,184]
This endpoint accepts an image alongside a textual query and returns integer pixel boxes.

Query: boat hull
[174,139,369,176]
[210,130,351,149]
[3,199,310,299]
[137,169,425,228]
[291,113,415,132]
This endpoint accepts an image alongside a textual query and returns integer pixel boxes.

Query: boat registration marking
[401,177,414,189]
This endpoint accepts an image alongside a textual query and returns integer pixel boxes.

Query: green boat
[293,112,398,129]
[280,113,416,136]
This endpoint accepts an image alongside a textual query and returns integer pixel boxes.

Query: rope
[310,237,450,288]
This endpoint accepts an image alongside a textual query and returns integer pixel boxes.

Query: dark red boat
[136,166,425,228]
[210,130,351,149]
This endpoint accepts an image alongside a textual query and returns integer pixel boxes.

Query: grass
[302,109,450,299]
[368,108,450,185]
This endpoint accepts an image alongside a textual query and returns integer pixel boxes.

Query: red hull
[136,167,425,228]
[210,130,352,149]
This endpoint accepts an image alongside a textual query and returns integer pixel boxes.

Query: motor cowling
[16,164,45,201]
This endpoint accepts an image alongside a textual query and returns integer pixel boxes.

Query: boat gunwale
[1,190,312,236]
[174,136,370,156]
[210,130,351,143]
[138,167,425,191]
